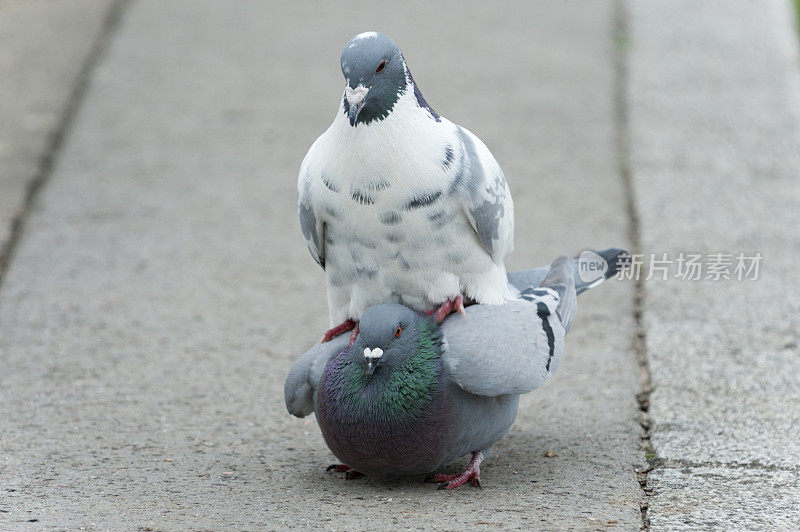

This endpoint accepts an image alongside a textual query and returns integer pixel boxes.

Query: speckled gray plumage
[296,32,516,324]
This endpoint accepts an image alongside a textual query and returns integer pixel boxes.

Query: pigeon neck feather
[323,321,444,421]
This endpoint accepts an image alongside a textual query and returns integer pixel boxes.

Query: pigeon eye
[394,325,402,337]
[376,59,387,73]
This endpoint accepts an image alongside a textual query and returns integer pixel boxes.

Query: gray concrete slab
[0,0,114,266]
[648,466,800,530]
[627,0,800,527]
[0,1,641,528]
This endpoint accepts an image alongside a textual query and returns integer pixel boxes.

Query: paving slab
[647,466,800,530]
[627,0,800,527]
[0,0,115,269]
[0,1,641,528]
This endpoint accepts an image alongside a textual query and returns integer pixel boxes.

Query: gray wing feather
[453,127,514,262]
[506,266,551,293]
[298,180,325,269]
[284,335,349,417]
[443,258,575,396]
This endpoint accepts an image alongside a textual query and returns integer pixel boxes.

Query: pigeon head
[351,303,437,376]
[340,32,407,127]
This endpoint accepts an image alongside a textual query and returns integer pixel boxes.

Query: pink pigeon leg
[348,322,360,347]
[427,295,466,323]
[321,319,357,343]
[430,451,483,490]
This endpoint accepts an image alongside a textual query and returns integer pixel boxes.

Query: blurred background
[1,0,799,529]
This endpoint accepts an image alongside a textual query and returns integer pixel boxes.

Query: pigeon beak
[363,347,383,375]
[348,104,361,126]
[345,85,369,126]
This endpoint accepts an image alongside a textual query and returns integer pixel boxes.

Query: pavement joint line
[657,459,800,473]
[0,0,131,292]
[613,1,654,530]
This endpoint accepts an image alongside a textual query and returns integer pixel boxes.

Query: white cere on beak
[363,347,383,360]
[345,85,369,108]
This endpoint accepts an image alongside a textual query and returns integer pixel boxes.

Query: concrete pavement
[2,0,799,529]
[627,0,800,528]
[0,1,640,529]
[0,0,117,278]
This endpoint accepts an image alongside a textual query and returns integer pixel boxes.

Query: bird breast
[313,125,495,306]
[315,355,453,476]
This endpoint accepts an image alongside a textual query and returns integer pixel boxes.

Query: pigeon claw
[322,319,357,343]
[430,451,483,491]
[436,472,481,490]
[326,463,364,480]
[429,472,461,482]
[428,295,466,323]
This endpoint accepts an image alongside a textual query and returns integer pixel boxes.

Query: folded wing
[452,126,514,265]
[442,257,575,396]
[284,334,349,417]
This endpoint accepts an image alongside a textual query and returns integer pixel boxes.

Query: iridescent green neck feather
[319,320,443,422]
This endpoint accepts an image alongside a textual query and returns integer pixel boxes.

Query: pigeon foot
[348,322,359,346]
[325,464,364,480]
[427,295,466,323]
[430,451,483,490]
[322,319,357,343]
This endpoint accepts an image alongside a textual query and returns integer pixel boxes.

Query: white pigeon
[298,32,515,341]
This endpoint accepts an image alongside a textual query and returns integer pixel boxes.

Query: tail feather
[510,248,628,332]
[508,248,629,296]
[574,248,629,295]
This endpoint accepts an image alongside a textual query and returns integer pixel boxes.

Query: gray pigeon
[284,248,627,489]
[297,32,515,342]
